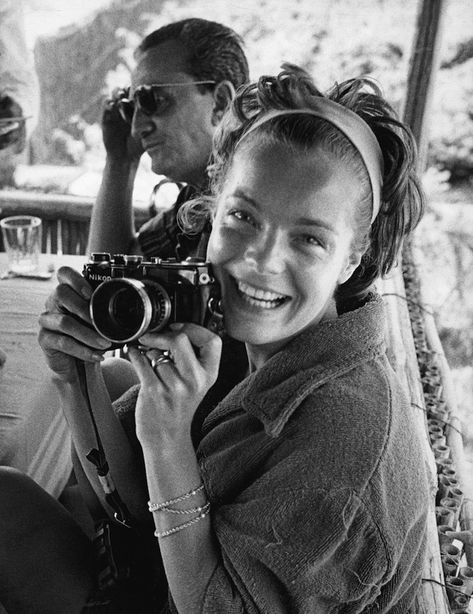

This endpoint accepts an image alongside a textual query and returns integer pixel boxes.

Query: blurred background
[3,0,473,460]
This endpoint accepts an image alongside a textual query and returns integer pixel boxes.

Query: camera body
[83,253,221,345]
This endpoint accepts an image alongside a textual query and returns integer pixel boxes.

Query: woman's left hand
[127,323,222,449]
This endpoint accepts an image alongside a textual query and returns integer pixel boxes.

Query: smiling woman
[1,63,427,613]
[207,143,358,366]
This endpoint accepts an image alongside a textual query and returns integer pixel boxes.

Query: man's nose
[131,107,155,140]
[245,231,286,274]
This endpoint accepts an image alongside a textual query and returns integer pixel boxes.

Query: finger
[110,86,128,101]
[145,349,175,371]
[56,266,93,300]
[39,312,111,351]
[170,322,220,348]
[103,102,124,121]
[38,328,105,363]
[138,333,185,373]
[170,323,222,374]
[127,346,160,386]
[138,323,218,351]
[138,331,174,351]
[45,282,93,325]
[103,91,129,123]
[160,332,194,374]
[140,328,221,382]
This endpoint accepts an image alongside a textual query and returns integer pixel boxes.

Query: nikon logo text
[88,274,112,281]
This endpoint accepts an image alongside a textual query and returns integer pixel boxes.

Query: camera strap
[75,359,136,529]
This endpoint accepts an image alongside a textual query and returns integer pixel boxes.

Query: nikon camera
[83,253,222,345]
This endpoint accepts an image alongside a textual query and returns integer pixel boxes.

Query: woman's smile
[235,278,290,310]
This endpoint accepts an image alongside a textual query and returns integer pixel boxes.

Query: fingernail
[138,335,153,345]
[169,323,185,331]
[97,338,112,349]
[92,353,104,362]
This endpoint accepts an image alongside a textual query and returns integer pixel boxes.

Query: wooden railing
[383,244,473,613]
[0,189,150,255]
[380,268,449,613]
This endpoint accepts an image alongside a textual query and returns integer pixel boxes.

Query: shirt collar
[239,292,386,437]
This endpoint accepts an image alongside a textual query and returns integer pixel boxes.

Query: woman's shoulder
[239,292,388,436]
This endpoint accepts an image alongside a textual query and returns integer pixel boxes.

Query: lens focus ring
[90,278,171,344]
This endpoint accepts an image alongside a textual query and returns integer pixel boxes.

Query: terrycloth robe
[115,293,430,613]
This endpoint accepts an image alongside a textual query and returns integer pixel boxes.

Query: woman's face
[207,139,363,357]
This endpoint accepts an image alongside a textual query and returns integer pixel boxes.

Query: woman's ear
[338,251,362,285]
[211,80,235,126]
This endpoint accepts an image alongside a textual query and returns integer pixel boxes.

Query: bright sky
[24,0,113,48]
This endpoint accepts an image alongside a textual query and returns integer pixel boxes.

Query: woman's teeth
[237,280,287,308]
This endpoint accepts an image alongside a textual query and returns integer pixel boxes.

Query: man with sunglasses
[87,18,249,259]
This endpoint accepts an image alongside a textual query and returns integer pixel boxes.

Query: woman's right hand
[38,266,112,381]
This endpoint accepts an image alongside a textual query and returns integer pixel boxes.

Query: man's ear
[211,80,235,126]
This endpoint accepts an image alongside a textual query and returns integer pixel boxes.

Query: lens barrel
[90,278,171,344]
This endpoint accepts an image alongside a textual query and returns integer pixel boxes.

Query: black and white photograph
[0,1,472,612]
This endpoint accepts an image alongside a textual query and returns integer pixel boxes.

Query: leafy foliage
[428,59,473,182]
[31,0,473,183]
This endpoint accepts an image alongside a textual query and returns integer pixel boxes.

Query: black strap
[76,359,135,528]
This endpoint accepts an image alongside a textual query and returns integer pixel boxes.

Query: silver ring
[151,351,174,369]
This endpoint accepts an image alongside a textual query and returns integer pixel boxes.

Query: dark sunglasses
[117,81,216,123]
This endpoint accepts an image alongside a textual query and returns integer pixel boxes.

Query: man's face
[130,40,217,187]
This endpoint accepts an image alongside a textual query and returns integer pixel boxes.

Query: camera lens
[90,278,171,344]
[108,286,144,335]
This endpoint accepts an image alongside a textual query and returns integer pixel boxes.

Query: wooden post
[402,0,446,173]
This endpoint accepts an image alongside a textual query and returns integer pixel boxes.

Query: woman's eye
[301,234,322,247]
[228,209,257,227]
[294,234,328,254]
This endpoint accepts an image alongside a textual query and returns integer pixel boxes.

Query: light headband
[239,100,384,224]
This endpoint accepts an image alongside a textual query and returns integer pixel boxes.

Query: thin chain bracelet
[154,506,211,539]
[161,501,211,516]
[148,483,204,513]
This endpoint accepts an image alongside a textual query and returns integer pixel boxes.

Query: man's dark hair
[137,18,249,90]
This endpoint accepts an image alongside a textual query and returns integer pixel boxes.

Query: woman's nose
[245,231,286,274]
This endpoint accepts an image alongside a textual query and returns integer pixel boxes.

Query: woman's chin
[223,317,285,350]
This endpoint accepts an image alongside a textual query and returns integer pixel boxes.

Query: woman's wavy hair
[180,63,425,305]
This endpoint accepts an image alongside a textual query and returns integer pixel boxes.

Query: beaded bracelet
[154,506,211,539]
[148,483,205,513]
[160,501,211,516]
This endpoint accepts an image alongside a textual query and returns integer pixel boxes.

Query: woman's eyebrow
[228,189,260,209]
[295,218,337,233]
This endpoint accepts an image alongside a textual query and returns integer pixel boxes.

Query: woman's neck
[245,343,279,372]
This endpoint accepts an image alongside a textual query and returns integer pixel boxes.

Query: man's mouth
[144,141,164,153]
[236,280,289,309]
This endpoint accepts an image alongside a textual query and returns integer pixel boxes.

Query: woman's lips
[235,278,290,309]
